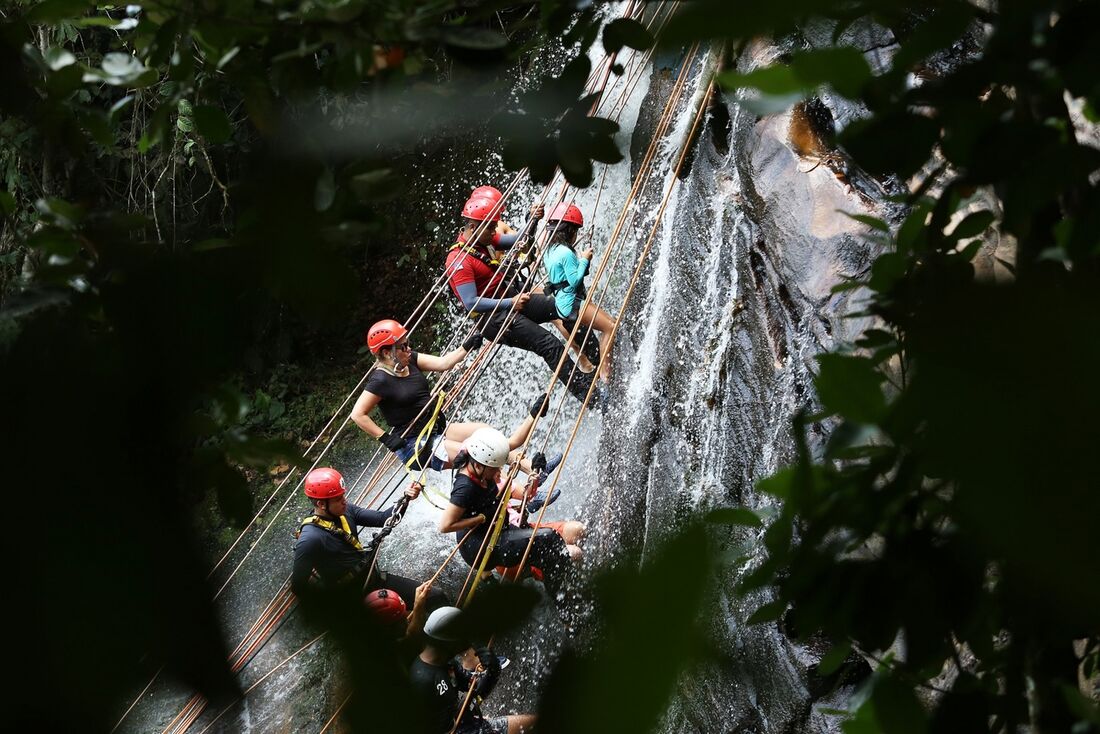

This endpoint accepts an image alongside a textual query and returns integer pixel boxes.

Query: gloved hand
[462,332,484,352]
[378,431,406,453]
[531,452,547,473]
[476,647,500,672]
[529,393,549,419]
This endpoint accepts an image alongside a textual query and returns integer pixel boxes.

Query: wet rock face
[589,38,902,732]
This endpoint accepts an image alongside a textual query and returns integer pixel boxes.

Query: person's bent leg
[553,319,594,372]
[507,714,537,733]
[444,421,493,462]
[560,520,586,545]
[501,315,592,402]
[581,302,616,381]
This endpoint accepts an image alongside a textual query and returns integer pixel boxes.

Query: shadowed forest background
[2,0,1099,732]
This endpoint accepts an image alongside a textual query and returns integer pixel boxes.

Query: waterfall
[118,9,905,732]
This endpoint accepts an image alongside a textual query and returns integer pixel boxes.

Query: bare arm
[350,390,385,439]
[438,503,486,534]
[405,581,433,638]
[417,349,467,372]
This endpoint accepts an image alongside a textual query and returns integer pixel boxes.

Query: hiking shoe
[527,485,561,514]
[535,452,562,485]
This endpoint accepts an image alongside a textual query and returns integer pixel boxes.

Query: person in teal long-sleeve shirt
[541,203,616,382]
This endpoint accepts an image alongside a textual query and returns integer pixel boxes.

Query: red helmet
[365,589,407,625]
[304,467,346,500]
[462,195,502,222]
[366,319,408,354]
[471,185,503,202]
[547,203,583,226]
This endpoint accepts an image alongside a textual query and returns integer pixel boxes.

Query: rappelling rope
[144,7,667,733]
[454,38,702,603]
[524,79,718,579]
[425,25,693,611]
[445,55,716,734]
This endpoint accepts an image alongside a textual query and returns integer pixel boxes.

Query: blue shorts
[395,433,447,472]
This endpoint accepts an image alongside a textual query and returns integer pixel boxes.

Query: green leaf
[815,354,887,423]
[44,47,77,71]
[817,640,853,676]
[947,210,994,241]
[109,94,135,121]
[856,329,894,348]
[757,467,796,499]
[868,252,906,293]
[216,47,240,70]
[28,227,81,257]
[897,199,932,254]
[792,47,871,99]
[705,507,764,528]
[84,52,156,87]
[872,676,928,734]
[1061,684,1100,724]
[718,65,804,96]
[440,26,507,50]
[841,211,890,232]
[840,112,940,179]
[192,105,231,143]
[26,0,91,24]
[603,18,654,54]
[176,115,194,133]
[315,167,336,212]
[0,191,15,217]
[35,198,84,228]
[746,599,786,625]
[72,16,116,27]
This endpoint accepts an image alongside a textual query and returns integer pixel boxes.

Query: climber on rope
[291,467,447,614]
[541,202,617,383]
[438,428,582,602]
[460,186,603,375]
[366,581,438,647]
[445,192,596,404]
[456,185,516,243]
[351,318,561,477]
[410,605,536,734]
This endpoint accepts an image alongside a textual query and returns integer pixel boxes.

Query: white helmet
[424,606,464,642]
[463,427,510,468]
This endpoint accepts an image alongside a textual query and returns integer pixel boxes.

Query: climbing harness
[133,4,673,732]
[295,515,364,551]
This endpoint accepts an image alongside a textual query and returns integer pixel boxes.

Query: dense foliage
[0,0,649,729]
[3,0,1099,732]
[697,1,1100,731]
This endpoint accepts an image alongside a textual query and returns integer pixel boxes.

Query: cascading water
[117,8,909,732]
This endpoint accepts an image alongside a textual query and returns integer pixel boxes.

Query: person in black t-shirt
[410,606,535,734]
[351,318,557,477]
[437,428,579,601]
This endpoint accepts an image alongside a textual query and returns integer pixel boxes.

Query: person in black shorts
[437,428,577,601]
[351,318,558,476]
[446,193,596,403]
[409,606,535,734]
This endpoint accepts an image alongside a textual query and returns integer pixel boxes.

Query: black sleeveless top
[363,352,446,437]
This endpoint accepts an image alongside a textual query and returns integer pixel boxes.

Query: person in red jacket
[444,192,597,403]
